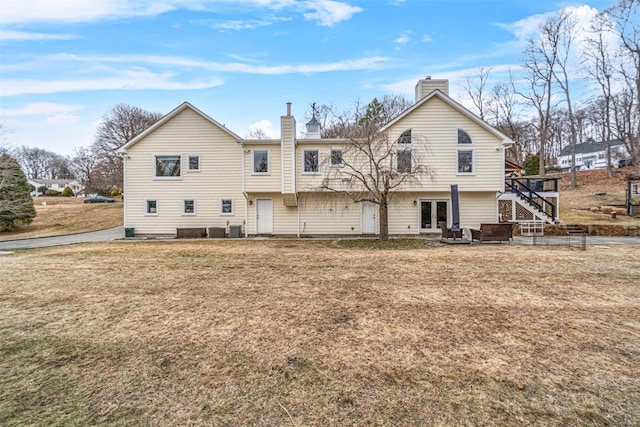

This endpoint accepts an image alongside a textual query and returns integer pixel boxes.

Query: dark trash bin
[125,228,134,238]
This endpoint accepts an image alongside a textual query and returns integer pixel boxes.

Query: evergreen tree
[0,154,36,231]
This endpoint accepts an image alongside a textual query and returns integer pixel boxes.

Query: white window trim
[456,148,475,175]
[220,198,234,215]
[330,148,344,167]
[252,149,270,175]
[145,199,158,216]
[186,154,201,172]
[458,129,473,145]
[302,148,321,174]
[153,154,182,180]
[182,198,196,215]
[398,129,413,144]
[395,148,414,174]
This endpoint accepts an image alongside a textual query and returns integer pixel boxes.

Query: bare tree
[0,122,14,156]
[584,11,617,176]
[246,128,270,140]
[488,74,527,163]
[607,0,640,170]
[70,147,100,194]
[464,66,493,121]
[92,103,162,188]
[311,94,412,139]
[15,146,73,180]
[520,23,559,176]
[545,11,580,187]
[315,98,433,241]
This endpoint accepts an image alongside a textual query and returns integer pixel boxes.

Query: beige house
[120,77,519,238]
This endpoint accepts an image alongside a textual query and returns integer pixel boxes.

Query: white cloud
[495,11,554,42]
[45,113,81,125]
[303,0,363,26]
[0,102,84,117]
[0,30,77,41]
[1,54,390,94]
[422,34,432,43]
[193,16,291,31]
[0,0,178,24]
[246,119,277,138]
[1,71,225,96]
[394,32,410,45]
[1,0,361,27]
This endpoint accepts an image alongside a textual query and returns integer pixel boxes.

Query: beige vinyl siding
[298,193,361,235]
[244,143,282,192]
[459,192,498,228]
[387,97,504,192]
[387,192,497,234]
[245,193,298,236]
[123,108,245,235]
[387,194,427,235]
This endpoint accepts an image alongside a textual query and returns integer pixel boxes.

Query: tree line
[0,104,162,196]
[463,0,639,187]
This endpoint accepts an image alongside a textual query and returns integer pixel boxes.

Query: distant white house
[29,178,81,196]
[556,140,629,172]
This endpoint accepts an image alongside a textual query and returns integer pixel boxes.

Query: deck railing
[506,177,558,221]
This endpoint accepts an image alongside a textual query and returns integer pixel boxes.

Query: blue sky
[0,0,615,156]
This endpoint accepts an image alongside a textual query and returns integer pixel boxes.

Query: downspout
[241,141,248,237]
[122,152,127,230]
[297,195,301,237]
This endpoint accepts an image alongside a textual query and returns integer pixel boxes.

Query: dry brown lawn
[1,240,639,426]
[558,167,640,224]
[0,197,123,241]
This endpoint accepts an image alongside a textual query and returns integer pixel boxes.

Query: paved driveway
[0,226,124,250]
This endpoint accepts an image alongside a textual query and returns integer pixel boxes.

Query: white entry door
[361,202,376,234]
[256,199,273,235]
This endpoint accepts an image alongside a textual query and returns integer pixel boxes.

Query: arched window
[398,129,412,144]
[458,129,472,144]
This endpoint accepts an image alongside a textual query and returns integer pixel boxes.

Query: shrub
[61,186,75,197]
[37,186,47,195]
[111,188,122,197]
[44,189,59,197]
[523,153,540,176]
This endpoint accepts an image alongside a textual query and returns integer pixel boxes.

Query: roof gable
[381,90,512,144]
[119,102,242,152]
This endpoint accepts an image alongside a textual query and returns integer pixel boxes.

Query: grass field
[1,240,638,426]
[0,197,123,241]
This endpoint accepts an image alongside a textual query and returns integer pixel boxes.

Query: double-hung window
[330,149,344,167]
[155,155,181,178]
[396,149,413,174]
[183,199,196,215]
[187,155,200,172]
[221,199,233,215]
[253,150,269,174]
[146,199,158,215]
[396,129,413,173]
[457,129,474,174]
[303,149,320,173]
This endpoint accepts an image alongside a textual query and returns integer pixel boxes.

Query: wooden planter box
[208,227,226,238]
[176,228,207,239]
